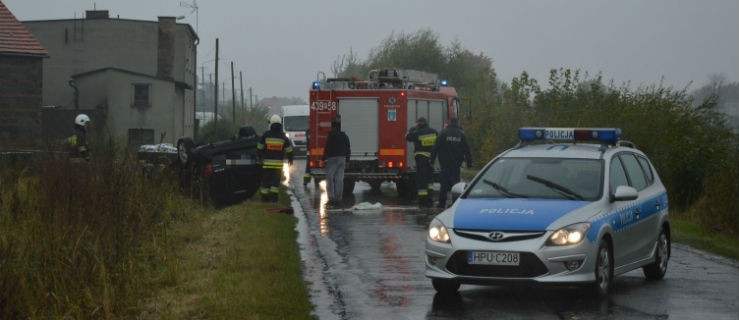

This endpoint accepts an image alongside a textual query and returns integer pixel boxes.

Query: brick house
[0,1,48,149]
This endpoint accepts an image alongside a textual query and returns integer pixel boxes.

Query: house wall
[175,27,196,139]
[24,17,197,144]
[0,55,43,149]
[76,69,180,144]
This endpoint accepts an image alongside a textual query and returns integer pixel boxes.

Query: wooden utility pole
[214,38,219,138]
[200,66,205,110]
[231,61,236,124]
[240,71,245,110]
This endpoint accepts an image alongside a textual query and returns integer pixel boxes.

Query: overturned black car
[176,126,262,206]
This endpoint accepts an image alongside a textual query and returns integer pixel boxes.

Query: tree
[331,30,501,163]
[691,75,739,130]
[197,105,269,144]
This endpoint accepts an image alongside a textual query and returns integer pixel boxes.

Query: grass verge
[141,191,314,319]
[0,151,313,319]
[670,218,739,260]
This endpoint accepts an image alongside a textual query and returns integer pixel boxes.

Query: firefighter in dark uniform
[406,117,437,207]
[430,117,472,208]
[257,114,294,202]
[303,128,312,186]
[68,113,91,162]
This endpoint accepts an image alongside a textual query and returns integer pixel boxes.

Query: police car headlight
[547,222,591,246]
[428,219,451,243]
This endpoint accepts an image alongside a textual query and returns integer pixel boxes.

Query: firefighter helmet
[269,114,282,124]
[75,114,90,126]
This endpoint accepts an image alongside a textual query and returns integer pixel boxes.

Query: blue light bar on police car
[519,127,621,143]
[441,80,448,87]
[312,81,320,89]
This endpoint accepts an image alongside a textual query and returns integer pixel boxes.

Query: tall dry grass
[0,148,184,319]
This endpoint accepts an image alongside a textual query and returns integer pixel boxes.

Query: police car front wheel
[591,240,613,297]
[643,228,670,280]
[432,279,460,295]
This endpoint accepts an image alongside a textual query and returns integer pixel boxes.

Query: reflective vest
[406,125,438,158]
[67,126,90,160]
[258,124,294,169]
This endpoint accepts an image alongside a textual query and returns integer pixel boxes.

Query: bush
[459,68,737,237]
[680,139,739,235]
[0,147,183,318]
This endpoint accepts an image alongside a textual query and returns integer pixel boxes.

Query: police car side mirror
[451,182,467,200]
[611,185,638,202]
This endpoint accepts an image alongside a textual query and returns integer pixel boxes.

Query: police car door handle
[634,208,641,218]
[655,201,661,210]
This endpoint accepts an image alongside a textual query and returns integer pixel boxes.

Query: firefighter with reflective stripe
[257,114,294,202]
[405,117,437,207]
[68,114,91,161]
[430,117,472,208]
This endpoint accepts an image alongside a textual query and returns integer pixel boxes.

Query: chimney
[157,16,176,80]
[85,10,109,19]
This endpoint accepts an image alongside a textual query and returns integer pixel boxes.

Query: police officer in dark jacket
[430,117,472,208]
[257,115,294,202]
[406,117,437,207]
[322,118,351,207]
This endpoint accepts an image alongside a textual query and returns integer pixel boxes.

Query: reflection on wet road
[288,162,739,320]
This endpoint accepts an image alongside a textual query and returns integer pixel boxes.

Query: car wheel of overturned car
[177,137,195,166]
[591,240,613,296]
[432,279,460,295]
[643,227,670,280]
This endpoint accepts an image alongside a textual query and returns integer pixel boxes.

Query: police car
[425,127,670,296]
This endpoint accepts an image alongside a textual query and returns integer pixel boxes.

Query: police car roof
[504,143,610,159]
[502,127,639,159]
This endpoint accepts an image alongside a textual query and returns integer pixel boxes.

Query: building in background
[0,1,47,150]
[23,10,198,146]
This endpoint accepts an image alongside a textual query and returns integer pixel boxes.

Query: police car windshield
[283,116,309,131]
[467,158,603,201]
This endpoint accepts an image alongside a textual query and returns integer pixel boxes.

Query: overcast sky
[4,0,739,101]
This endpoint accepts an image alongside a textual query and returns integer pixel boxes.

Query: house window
[128,128,154,146]
[133,83,151,107]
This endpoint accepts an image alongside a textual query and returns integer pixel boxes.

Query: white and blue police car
[425,127,670,296]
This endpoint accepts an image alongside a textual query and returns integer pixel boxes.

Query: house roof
[0,1,48,57]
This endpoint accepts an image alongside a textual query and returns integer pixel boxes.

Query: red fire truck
[307,69,462,197]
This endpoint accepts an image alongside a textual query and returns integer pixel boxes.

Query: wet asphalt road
[285,162,739,320]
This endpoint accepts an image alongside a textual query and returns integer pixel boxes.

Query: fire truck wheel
[395,176,416,198]
[369,181,383,192]
[343,179,356,195]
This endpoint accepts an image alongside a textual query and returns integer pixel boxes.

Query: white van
[280,105,310,156]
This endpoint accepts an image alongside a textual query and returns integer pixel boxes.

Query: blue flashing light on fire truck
[307,68,462,196]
